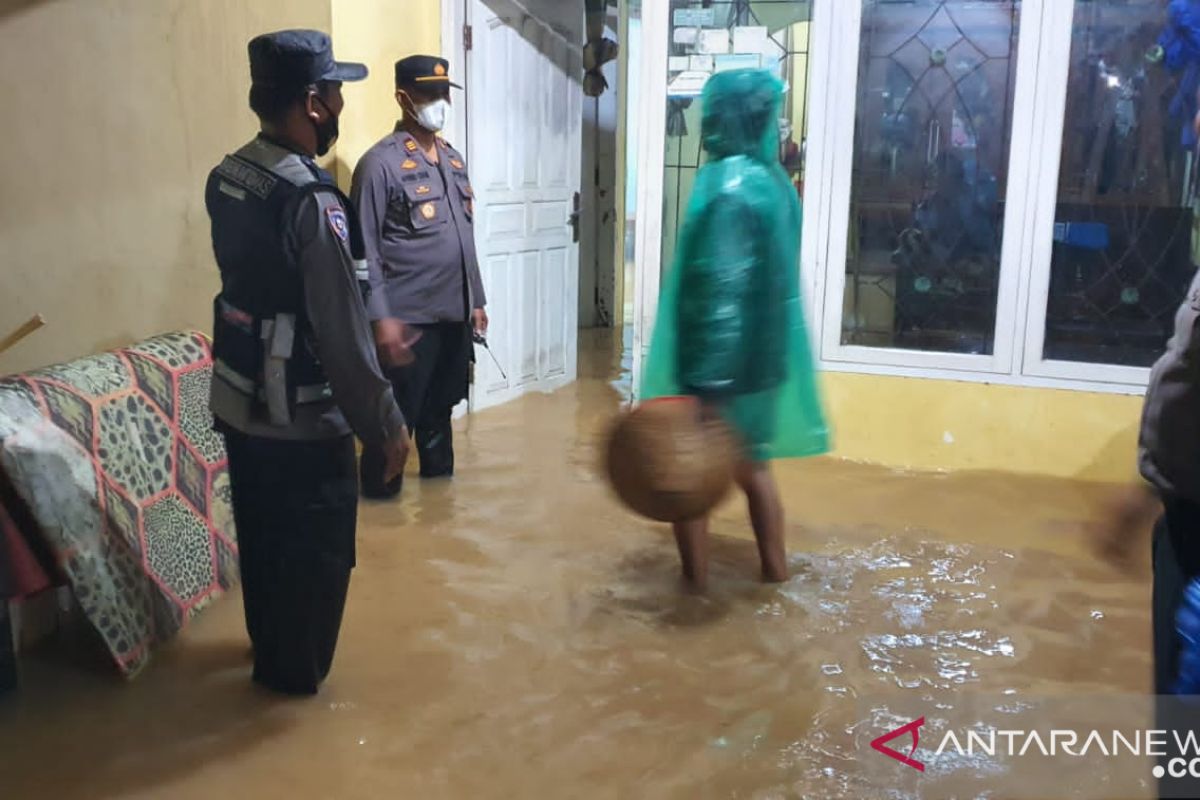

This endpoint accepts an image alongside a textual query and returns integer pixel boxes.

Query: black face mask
[312,94,339,157]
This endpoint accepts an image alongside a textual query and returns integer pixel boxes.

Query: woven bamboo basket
[604,396,739,522]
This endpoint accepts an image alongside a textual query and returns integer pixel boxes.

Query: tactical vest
[205,152,370,427]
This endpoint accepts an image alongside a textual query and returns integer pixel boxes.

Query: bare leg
[736,461,787,583]
[673,517,710,592]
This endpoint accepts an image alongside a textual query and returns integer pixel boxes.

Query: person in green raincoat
[641,68,829,590]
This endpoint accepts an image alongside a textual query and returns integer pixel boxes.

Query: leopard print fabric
[0,331,238,677]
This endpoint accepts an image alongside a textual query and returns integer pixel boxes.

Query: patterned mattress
[0,331,238,676]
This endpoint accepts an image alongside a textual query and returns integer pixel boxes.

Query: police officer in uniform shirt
[205,30,411,695]
[353,55,488,499]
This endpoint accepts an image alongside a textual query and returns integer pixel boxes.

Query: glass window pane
[842,0,1022,355]
[1043,1,1195,368]
[661,1,816,278]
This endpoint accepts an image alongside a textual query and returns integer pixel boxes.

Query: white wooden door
[466,0,582,411]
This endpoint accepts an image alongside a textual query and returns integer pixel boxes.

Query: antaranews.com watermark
[855,694,1200,798]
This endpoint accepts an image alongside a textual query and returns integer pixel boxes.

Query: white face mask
[412,98,451,132]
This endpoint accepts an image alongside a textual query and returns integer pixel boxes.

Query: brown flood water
[0,330,1152,799]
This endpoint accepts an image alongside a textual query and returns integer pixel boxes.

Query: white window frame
[1017,0,1152,387]
[816,0,1043,375]
[810,0,1151,394]
[633,0,1155,399]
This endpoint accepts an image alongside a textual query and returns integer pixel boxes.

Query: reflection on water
[0,329,1151,799]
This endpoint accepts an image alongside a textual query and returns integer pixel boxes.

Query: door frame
[447,0,585,413]
[613,0,631,329]
[629,0,670,399]
[442,0,469,417]
[441,0,469,152]
[629,1,838,397]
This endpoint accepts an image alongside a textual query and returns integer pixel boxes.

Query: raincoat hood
[700,68,784,163]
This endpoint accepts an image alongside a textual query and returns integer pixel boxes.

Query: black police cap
[249,29,368,89]
[395,55,462,90]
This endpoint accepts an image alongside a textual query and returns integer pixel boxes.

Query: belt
[213,359,332,404]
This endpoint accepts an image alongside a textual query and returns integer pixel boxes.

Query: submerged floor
[0,331,1152,799]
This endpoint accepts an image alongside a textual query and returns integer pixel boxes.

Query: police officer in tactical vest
[353,55,488,499]
[206,30,411,695]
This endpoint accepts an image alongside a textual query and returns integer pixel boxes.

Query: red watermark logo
[871,717,926,772]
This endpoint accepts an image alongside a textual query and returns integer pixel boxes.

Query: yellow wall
[822,372,1144,482]
[331,0,443,189]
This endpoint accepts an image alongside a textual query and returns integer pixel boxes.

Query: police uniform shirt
[1140,267,1200,503]
[351,127,487,323]
[209,136,405,447]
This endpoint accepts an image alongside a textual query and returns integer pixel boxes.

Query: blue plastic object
[1174,578,1200,694]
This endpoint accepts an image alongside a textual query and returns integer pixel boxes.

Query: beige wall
[331,0,443,188]
[0,0,441,376]
[0,0,331,375]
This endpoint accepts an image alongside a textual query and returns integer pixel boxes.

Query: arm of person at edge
[296,191,410,481]
[1093,481,1160,573]
[350,151,419,367]
[677,197,756,414]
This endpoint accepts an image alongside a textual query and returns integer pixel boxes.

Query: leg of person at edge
[205,30,411,695]
[352,54,488,499]
[1097,101,1200,798]
[639,69,829,593]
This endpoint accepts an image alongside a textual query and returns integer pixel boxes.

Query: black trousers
[360,322,471,498]
[1153,497,1200,797]
[222,429,357,696]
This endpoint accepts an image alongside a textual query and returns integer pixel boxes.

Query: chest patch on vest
[326,206,350,243]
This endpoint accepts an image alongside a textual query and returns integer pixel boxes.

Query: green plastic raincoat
[641,69,829,461]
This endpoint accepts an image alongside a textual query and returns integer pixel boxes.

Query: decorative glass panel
[1043,0,1195,367]
[842,0,1022,355]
